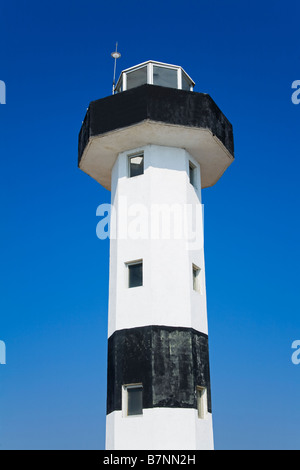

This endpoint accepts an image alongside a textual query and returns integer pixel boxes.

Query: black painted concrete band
[78,84,234,164]
[107,325,212,415]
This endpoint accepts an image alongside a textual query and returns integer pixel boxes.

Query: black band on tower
[78,84,234,165]
[107,325,212,415]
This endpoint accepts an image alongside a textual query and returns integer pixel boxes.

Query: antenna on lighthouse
[111,42,121,95]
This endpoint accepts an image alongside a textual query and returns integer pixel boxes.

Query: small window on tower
[192,264,201,293]
[189,162,196,187]
[129,153,144,178]
[123,384,143,417]
[127,260,143,288]
[196,386,207,419]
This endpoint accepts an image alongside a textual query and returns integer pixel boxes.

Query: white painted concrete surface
[108,145,208,338]
[106,144,214,450]
[106,408,214,450]
[80,121,234,190]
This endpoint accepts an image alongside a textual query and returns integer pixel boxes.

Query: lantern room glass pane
[182,72,191,91]
[126,66,147,90]
[115,79,122,93]
[153,66,177,89]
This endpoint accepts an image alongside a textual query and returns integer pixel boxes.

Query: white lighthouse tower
[78,60,234,450]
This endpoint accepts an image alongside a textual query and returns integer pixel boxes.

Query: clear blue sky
[0,0,299,450]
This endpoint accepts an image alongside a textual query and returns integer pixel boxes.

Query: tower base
[106,408,214,450]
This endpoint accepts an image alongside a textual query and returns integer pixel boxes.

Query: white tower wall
[108,145,208,337]
[106,144,213,450]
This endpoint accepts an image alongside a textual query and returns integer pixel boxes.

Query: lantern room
[114,60,195,93]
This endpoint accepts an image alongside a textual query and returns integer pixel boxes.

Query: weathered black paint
[107,325,212,415]
[78,85,234,164]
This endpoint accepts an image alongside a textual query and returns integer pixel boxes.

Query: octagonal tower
[78,60,234,450]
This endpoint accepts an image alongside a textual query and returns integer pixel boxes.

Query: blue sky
[0,0,299,450]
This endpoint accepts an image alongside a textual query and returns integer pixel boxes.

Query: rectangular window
[126,67,147,91]
[197,386,207,419]
[127,260,143,288]
[193,264,201,293]
[189,162,196,187]
[123,384,143,416]
[153,65,177,89]
[129,153,144,178]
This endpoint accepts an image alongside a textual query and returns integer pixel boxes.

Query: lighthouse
[78,60,234,450]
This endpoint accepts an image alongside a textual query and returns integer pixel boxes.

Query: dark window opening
[193,264,201,293]
[189,162,196,187]
[127,385,143,416]
[197,386,207,419]
[129,154,144,178]
[128,261,143,288]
